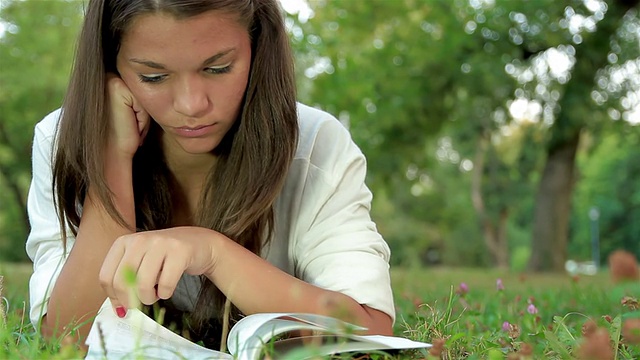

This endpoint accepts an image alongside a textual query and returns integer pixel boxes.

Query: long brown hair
[53,0,297,346]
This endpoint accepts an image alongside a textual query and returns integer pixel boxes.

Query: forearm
[43,157,135,340]
[207,233,393,335]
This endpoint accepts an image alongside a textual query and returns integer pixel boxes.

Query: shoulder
[295,103,363,176]
[34,108,62,141]
[31,108,63,160]
[296,102,352,149]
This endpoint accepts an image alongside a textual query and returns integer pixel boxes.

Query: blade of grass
[0,276,6,328]
[543,330,573,359]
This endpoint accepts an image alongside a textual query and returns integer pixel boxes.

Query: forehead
[120,10,249,56]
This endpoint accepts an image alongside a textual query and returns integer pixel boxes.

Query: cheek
[137,95,169,120]
[217,81,246,103]
[123,81,171,119]
[220,71,251,104]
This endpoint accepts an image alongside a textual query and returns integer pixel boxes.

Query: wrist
[89,147,135,227]
[105,145,134,168]
[201,229,228,280]
[103,147,133,181]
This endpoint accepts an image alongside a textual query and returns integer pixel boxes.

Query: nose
[173,75,210,118]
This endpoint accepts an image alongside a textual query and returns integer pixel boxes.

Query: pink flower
[496,278,504,291]
[502,321,511,332]
[459,282,469,294]
[527,304,538,315]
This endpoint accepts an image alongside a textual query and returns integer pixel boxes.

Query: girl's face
[116,11,252,157]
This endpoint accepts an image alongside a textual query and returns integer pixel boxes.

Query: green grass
[392,267,640,359]
[1,263,639,359]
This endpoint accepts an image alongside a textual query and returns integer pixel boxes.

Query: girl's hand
[98,227,220,313]
[105,74,151,159]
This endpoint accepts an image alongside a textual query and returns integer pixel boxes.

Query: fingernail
[115,306,127,318]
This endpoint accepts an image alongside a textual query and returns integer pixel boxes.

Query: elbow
[39,315,71,340]
[362,306,394,336]
[39,314,84,345]
[318,291,393,336]
[39,315,58,339]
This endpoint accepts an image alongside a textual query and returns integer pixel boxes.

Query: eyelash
[138,65,233,83]
[138,74,166,83]
[205,64,233,75]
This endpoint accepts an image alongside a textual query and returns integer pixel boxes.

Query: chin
[178,139,222,155]
[182,145,219,155]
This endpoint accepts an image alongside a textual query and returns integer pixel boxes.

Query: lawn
[1,263,639,359]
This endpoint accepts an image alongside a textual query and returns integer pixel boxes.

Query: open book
[85,299,431,360]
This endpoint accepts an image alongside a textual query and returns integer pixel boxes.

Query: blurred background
[0,0,638,273]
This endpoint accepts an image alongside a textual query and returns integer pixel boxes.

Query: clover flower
[458,282,469,295]
[502,321,511,332]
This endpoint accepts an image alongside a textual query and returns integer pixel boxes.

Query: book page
[227,313,302,359]
[228,316,340,360]
[226,312,430,360]
[227,312,367,348]
[270,334,432,358]
[85,299,232,360]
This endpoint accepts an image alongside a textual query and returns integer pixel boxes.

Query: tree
[0,0,82,261]
[291,0,550,268]
[292,0,640,270]
[528,0,639,271]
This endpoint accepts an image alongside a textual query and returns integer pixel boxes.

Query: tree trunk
[528,134,579,271]
[471,135,509,269]
[528,0,638,272]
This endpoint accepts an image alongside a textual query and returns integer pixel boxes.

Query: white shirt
[26,103,395,328]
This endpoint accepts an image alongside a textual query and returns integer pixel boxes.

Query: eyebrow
[129,48,236,70]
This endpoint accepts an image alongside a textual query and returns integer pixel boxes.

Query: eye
[138,74,167,83]
[204,64,232,75]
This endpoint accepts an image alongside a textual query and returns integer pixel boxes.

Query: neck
[166,153,216,183]
[161,134,217,186]
[161,140,217,224]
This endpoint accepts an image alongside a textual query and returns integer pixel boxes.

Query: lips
[177,125,210,131]
[172,123,217,137]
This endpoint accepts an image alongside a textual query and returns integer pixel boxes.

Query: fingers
[99,238,129,313]
[136,251,164,305]
[137,111,151,145]
[131,96,147,129]
[100,234,186,315]
[99,235,157,311]
[156,256,186,300]
[105,73,148,157]
[111,250,145,309]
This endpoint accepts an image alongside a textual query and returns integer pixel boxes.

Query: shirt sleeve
[25,109,75,328]
[293,118,395,322]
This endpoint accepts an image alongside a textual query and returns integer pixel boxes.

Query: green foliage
[0,0,637,273]
[0,0,83,261]
[572,127,640,261]
[291,0,640,269]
